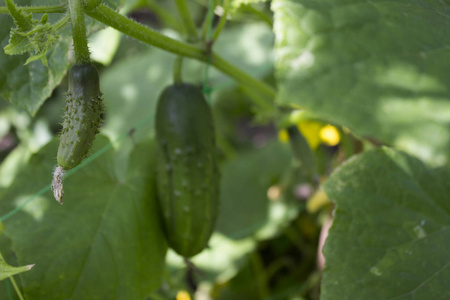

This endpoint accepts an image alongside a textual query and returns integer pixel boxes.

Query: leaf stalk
[69,0,90,64]
[86,4,276,100]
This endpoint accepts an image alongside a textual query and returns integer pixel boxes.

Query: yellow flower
[279,122,341,148]
[298,121,323,149]
[278,129,289,143]
[176,290,191,300]
[319,125,340,146]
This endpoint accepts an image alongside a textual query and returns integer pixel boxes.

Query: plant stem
[146,0,183,32]
[212,0,229,42]
[175,0,198,41]
[86,4,276,100]
[240,84,273,111]
[10,277,24,300]
[201,0,215,40]
[87,5,204,59]
[243,4,273,27]
[173,56,183,84]
[212,53,276,99]
[54,14,70,31]
[250,252,269,300]
[69,0,90,64]
[0,4,66,14]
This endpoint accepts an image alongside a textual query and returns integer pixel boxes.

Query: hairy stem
[212,54,275,99]
[87,5,204,59]
[0,4,66,14]
[147,0,183,32]
[175,0,198,41]
[54,14,70,31]
[87,4,276,100]
[212,0,229,42]
[69,0,90,64]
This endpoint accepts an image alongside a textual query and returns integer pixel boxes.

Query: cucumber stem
[54,14,70,31]
[69,0,90,64]
[212,0,230,43]
[201,0,214,41]
[175,0,198,41]
[146,0,183,32]
[173,56,183,84]
[0,4,66,14]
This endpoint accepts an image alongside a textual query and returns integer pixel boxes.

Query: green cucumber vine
[0,0,275,103]
[0,0,274,298]
[175,0,198,41]
[0,0,447,299]
[86,4,276,101]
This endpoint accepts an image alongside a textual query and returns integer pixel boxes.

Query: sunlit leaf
[272,0,450,166]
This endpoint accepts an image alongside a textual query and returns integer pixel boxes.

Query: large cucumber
[57,63,104,170]
[155,83,219,258]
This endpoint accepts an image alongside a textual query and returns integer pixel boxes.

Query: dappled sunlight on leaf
[14,195,49,222]
[322,147,450,299]
[166,232,256,283]
[272,0,450,166]
[0,136,167,298]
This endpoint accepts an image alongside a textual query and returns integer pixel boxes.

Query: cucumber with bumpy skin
[155,83,219,258]
[57,63,104,170]
[52,63,104,204]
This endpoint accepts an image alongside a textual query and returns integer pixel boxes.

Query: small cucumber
[57,63,104,170]
[155,83,219,258]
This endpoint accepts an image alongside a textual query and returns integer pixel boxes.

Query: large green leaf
[322,147,450,300]
[0,0,126,116]
[0,136,167,299]
[272,0,450,166]
[0,0,71,115]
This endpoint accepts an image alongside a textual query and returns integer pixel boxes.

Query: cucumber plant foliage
[0,0,449,299]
